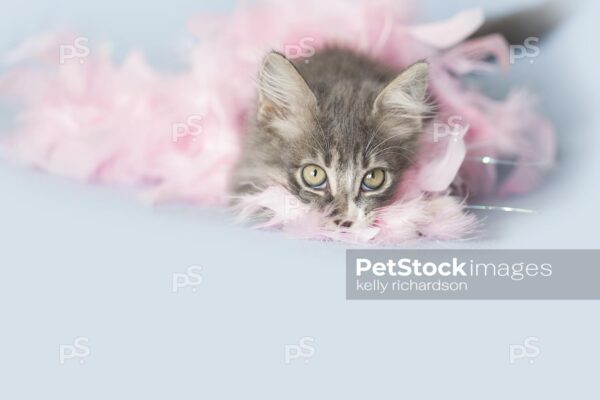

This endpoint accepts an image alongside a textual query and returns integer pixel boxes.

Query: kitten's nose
[334,219,353,228]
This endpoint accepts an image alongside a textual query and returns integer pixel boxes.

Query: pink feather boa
[0,0,555,244]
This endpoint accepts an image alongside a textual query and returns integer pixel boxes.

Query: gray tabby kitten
[231,47,430,229]
[231,2,565,229]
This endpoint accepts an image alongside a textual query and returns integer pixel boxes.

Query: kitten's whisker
[367,130,416,156]
[365,118,389,155]
[369,143,418,160]
[366,133,399,155]
[371,148,415,163]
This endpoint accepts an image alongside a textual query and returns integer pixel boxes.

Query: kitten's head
[239,51,430,228]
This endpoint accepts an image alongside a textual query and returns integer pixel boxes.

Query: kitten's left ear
[372,61,430,117]
[257,51,317,123]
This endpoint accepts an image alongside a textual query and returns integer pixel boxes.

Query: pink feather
[0,0,555,244]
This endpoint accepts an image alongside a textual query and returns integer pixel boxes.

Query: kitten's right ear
[257,51,317,123]
[372,61,430,117]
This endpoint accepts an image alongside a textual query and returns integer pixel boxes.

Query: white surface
[0,1,598,399]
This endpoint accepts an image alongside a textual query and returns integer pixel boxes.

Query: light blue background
[0,0,598,399]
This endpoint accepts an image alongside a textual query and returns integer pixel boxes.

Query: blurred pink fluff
[0,0,555,244]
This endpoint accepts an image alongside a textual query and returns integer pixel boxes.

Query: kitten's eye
[301,164,328,189]
[361,168,385,191]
